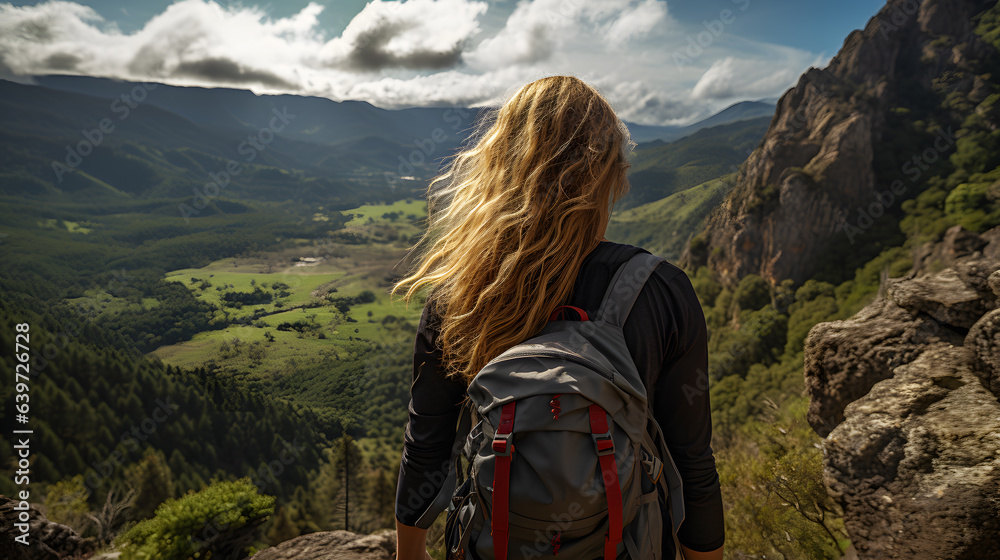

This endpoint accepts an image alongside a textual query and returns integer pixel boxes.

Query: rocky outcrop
[0,495,97,560]
[804,226,1000,558]
[802,292,963,436]
[686,0,998,287]
[252,530,395,560]
[823,345,1000,559]
[806,225,1000,434]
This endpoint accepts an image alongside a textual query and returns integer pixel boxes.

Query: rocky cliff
[804,225,1000,558]
[686,0,998,287]
[0,495,97,560]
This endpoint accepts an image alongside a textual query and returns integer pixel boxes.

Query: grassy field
[150,202,426,382]
[36,218,95,234]
[343,199,426,226]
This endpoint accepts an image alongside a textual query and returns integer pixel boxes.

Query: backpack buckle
[592,433,615,456]
[492,433,512,457]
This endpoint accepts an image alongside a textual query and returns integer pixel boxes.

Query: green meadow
[143,202,427,430]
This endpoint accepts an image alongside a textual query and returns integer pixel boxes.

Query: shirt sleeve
[624,263,725,552]
[394,299,468,528]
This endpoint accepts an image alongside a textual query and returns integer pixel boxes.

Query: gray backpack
[444,252,685,559]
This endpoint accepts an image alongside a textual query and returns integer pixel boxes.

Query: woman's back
[396,240,724,557]
[391,75,723,559]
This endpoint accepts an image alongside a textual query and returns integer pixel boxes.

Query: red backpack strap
[588,404,623,560]
[492,401,516,560]
[548,305,590,322]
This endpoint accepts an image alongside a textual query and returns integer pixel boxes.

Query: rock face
[804,226,1000,559]
[686,0,998,287]
[252,530,395,560]
[0,495,97,560]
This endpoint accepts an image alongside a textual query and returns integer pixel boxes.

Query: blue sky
[0,0,888,124]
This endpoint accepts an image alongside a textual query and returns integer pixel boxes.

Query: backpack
[444,251,685,560]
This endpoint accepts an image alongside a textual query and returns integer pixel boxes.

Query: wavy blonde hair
[391,76,634,383]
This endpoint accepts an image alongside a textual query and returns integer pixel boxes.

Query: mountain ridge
[27,74,775,145]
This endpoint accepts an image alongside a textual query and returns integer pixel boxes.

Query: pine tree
[265,505,299,545]
[328,435,362,532]
[125,451,175,520]
[365,468,395,531]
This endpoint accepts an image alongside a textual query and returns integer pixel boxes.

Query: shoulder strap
[595,251,666,326]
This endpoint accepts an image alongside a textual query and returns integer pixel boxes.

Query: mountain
[622,116,771,209]
[0,79,429,209]
[32,74,476,148]
[31,74,772,145]
[677,100,776,134]
[0,77,772,213]
[671,0,1000,556]
[624,100,776,143]
[685,0,1000,288]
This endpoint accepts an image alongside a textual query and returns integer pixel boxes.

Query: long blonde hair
[391,76,633,383]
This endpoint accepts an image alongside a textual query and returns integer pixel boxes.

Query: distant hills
[33,75,774,145]
[624,117,770,209]
[0,75,775,216]
[626,100,775,144]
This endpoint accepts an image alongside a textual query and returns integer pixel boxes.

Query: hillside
[688,0,1000,288]
[33,74,773,145]
[685,1,1000,557]
[608,174,736,260]
[0,79,427,210]
[620,117,770,210]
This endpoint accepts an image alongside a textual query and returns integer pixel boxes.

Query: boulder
[824,345,1000,558]
[0,495,97,560]
[806,225,1000,558]
[252,530,396,560]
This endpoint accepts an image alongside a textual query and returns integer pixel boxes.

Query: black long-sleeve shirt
[395,240,725,554]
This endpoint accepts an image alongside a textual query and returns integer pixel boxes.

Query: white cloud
[0,0,827,125]
[692,51,822,101]
[318,0,487,71]
[464,0,669,70]
[604,0,667,45]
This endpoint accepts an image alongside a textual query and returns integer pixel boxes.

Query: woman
[391,76,724,559]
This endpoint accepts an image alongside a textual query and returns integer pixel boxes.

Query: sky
[0,0,887,125]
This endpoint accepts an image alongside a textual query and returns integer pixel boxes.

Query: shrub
[116,479,274,560]
[733,274,771,311]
